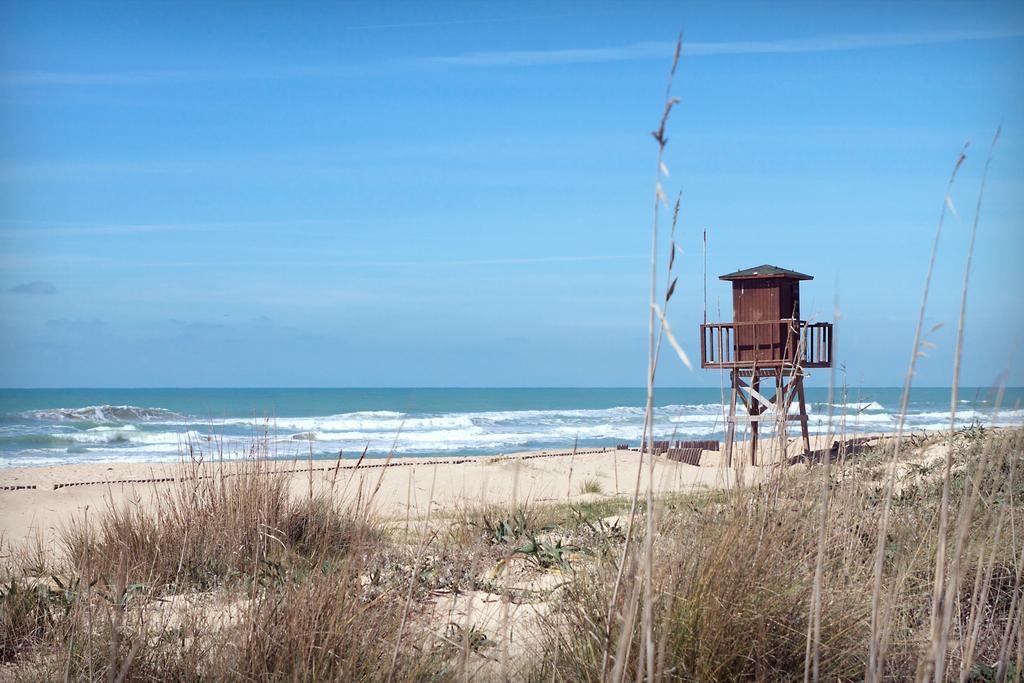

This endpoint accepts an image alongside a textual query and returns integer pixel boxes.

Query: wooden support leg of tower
[796,375,811,455]
[724,371,738,468]
[750,374,760,467]
[775,370,786,466]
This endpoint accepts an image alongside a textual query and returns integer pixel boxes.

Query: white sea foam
[56,429,202,446]
[834,401,885,411]
[0,446,200,468]
[202,413,474,433]
[23,405,185,423]
[4,398,1022,468]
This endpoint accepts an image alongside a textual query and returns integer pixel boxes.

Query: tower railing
[699,319,832,369]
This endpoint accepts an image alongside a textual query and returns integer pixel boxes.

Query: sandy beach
[0,433,872,552]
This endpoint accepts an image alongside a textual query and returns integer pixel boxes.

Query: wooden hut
[700,264,833,465]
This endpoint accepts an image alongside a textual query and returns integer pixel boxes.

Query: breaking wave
[2,396,1021,468]
[21,405,185,423]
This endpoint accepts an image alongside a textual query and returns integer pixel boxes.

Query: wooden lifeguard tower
[699,264,833,465]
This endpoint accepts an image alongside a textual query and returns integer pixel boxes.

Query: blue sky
[0,1,1022,388]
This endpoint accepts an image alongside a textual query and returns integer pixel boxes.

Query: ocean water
[0,387,1020,468]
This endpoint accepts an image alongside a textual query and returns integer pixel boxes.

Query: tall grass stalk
[930,127,1001,683]
[601,36,683,681]
[805,294,841,683]
[866,141,969,682]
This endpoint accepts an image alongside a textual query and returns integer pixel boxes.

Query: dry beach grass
[0,427,1020,681]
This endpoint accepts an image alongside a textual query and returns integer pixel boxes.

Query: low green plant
[515,536,577,570]
[480,508,552,545]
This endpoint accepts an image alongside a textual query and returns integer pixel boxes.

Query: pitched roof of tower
[719,264,813,281]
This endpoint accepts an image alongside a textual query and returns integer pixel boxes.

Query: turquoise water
[0,387,1020,467]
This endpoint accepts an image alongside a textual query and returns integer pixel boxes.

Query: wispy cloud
[0,251,100,271]
[331,254,644,268]
[0,221,207,237]
[0,62,367,86]
[10,281,57,295]
[346,16,532,31]
[0,219,341,237]
[34,254,643,271]
[0,159,211,181]
[417,42,670,68]
[2,29,1019,86]
[123,254,645,269]
[684,28,1024,56]
[0,69,228,86]
[45,317,104,330]
[421,28,1024,67]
